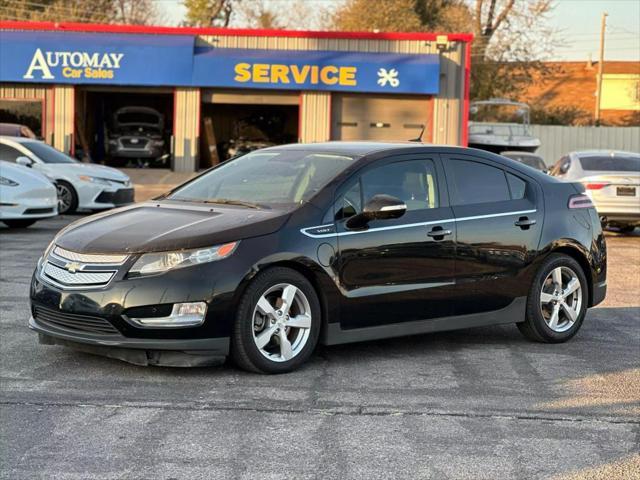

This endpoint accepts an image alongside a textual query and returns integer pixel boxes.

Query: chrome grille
[43,263,114,286]
[33,305,120,335]
[53,246,128,264]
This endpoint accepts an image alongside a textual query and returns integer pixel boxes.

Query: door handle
[514,217,536,230]
[427,227,452,239]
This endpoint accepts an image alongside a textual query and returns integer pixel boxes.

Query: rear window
[579,154,640,172]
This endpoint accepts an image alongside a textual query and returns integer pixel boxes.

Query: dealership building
[0,21,472,172]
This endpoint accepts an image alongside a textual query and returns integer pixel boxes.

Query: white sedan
[0,137,134,214]
[551,150,640,233]
[0,160,57,228]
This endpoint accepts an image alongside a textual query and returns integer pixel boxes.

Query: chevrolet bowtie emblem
[65,262,82,273]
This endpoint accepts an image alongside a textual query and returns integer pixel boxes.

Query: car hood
[0,160,53,187]
[55,201,290,254]
[41,163,130,182]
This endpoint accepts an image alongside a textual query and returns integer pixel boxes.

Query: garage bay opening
[200,90,299,167]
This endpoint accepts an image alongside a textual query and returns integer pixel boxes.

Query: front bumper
[78,185,134,210]
[30,315,229,367]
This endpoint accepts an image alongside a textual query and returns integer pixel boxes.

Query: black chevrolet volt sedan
[29,142,607,373]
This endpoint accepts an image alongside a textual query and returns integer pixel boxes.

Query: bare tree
[183,0,238,27]
[114,0,162,25]
[0,0,162,24]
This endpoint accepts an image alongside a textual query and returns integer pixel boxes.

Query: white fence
[529,125,640,165]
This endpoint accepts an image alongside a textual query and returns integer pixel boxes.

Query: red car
[0,123,37,139]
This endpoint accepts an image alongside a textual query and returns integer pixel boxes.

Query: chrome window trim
[52,246,129,265]
[300,209,537,239]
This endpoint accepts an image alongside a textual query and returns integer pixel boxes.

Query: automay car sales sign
[1,31,440,95]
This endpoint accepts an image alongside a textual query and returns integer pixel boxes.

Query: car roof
[0,135,41,144]
[262,141,488,157]
[571,150,639,158]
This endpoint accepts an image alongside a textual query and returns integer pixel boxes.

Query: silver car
[551,150,640,232]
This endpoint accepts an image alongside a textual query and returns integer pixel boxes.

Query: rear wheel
[518,254,588,343]
[56,181,78,214]
[231,267,321,374]
[2,219,37,228]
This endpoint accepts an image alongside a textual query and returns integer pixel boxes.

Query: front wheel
[518,254,589,343]
[56,181,78,214]
[231,267,321,374]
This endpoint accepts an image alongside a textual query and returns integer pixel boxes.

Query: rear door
[442,154,544,316]
[334,154,456,329]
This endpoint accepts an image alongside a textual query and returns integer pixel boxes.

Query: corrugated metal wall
[529,125,640,165]
[197,35,466,145]
[0,83,55,143]
[52,85,74,154]
[300,92,330,142]
[173,87,201,172]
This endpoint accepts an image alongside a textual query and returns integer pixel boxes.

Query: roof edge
[0,20,474,42]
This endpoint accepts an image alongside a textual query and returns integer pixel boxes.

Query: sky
[157,0,640,61]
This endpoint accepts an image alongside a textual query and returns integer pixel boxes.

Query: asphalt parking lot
[1,216,638,480]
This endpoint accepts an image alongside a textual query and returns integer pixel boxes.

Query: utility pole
[595,12,608,126]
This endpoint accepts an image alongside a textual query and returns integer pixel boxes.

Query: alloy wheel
[56,184,73,213]
[251,283,312,362]
[539,266,582,333]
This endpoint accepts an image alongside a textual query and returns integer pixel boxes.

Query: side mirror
[346,194,406,230]
[16,156,33,167]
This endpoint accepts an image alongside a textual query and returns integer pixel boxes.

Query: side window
[0,144,21,162]
[361,159,439,211]
[506,173,526,200]
[335,179,362,220]
[449,159,511,205]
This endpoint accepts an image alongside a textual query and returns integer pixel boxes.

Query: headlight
[0,176,19,187]
[78,175,113,185]
[128,241,239,276]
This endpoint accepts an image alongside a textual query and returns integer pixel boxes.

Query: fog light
[128,302,207,328]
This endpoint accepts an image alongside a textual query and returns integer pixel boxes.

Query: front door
[334,155,456,329]
[442,154,544,315]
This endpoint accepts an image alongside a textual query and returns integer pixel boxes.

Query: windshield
[117,112,160,125]
[579,154,640,172]
[23,141,78,164]
[168,150,356,209]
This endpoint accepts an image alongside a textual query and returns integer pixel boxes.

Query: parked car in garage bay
[0,160,57,228]
[551,150,640,233]
[0,137,134,214]
[107,107,167,167]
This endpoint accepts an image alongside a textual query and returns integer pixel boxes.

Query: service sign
[193,48,440,95]
[0,31,441,95]
[0,31,195,86]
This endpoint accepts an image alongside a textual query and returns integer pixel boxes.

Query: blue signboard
[0,31,440,95]
[193,47,440,95]
[0,31,195,86]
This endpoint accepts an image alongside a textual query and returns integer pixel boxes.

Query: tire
[518,253,589,343]
[231,267,321,374]
[619,225,636,234]
[2,219,37,228]
[56,181,78,214]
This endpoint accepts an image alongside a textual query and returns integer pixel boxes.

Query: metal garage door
[331,94,433,142]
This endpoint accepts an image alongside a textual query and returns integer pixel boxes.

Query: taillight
[569,194,594,209]
[583,182,610,190]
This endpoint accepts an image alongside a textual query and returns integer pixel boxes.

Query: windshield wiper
[181,198,265,209]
